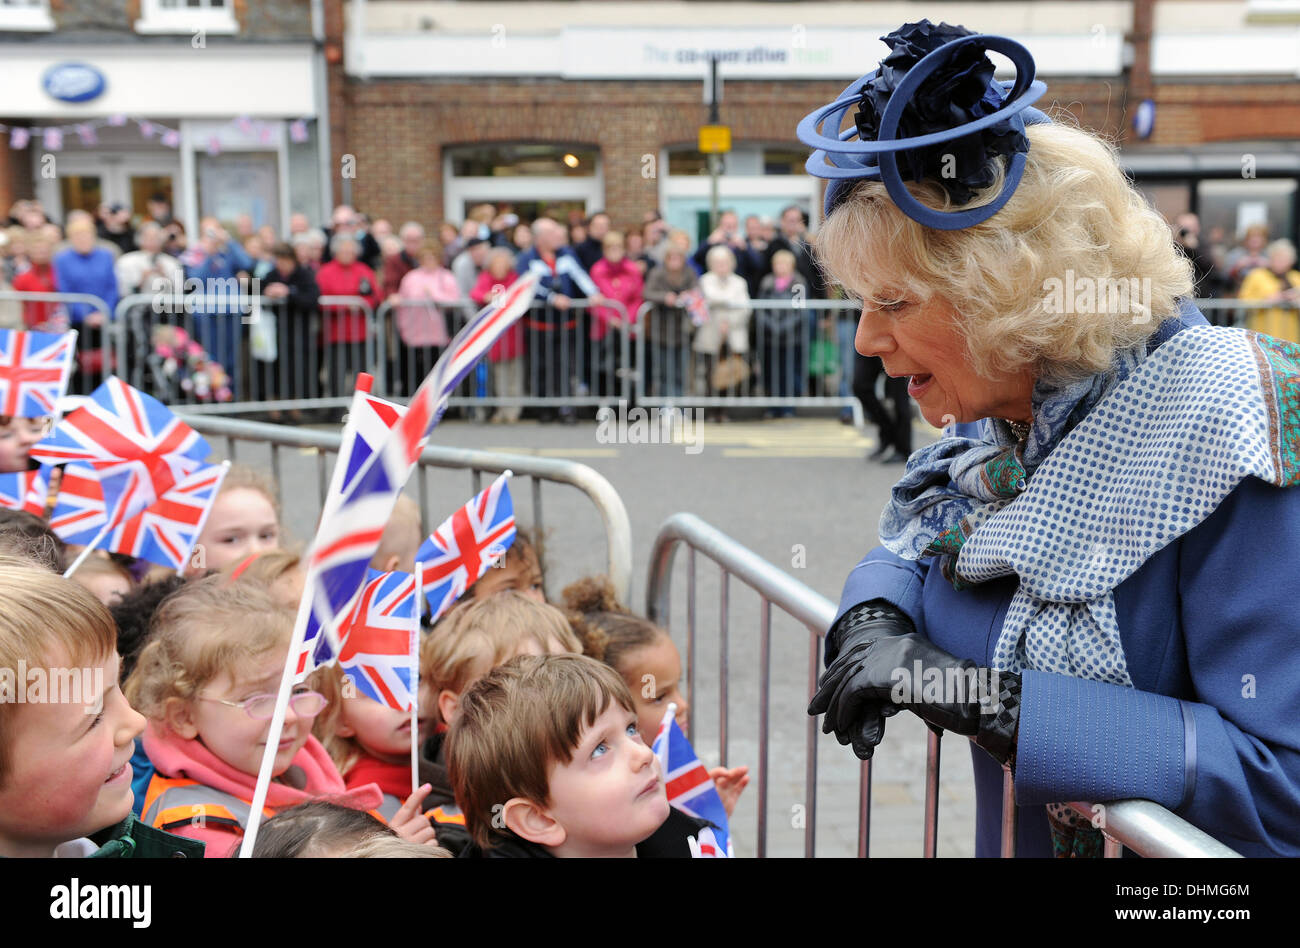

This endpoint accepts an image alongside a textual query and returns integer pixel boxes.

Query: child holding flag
[416,591,582,846]
[564,575,750,817]
[125,576,435,856]
[448,653,717,858]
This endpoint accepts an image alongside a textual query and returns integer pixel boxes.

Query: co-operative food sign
[43,63,107,103]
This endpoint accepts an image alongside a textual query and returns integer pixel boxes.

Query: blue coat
[52,247,118,323]
[834,310,1300,857]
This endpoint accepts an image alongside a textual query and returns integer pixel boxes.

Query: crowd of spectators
[1,197,1295,433]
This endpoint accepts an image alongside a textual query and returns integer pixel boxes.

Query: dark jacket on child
[420,730,472,857]
[89,813,206,859]
[457,806,719,858]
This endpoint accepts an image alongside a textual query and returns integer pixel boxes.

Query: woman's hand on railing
[809,599,1021,766]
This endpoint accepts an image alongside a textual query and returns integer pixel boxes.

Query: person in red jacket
[589,232,643,399]
[471,247,524,423]
[10,230,64,331]
[316,233,381,397]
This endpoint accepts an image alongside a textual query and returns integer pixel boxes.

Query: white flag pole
[62,518,114,578]
[175,460,231,577]
[238,377,374,858]
[411,561,422,797]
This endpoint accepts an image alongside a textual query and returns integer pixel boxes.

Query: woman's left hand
[709,765,750,817]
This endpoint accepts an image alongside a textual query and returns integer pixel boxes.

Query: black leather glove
[808,600,1021,765]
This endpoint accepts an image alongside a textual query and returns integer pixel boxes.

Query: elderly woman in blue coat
[802,21,1300,857]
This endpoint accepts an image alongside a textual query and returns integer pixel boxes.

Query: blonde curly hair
[815,117,1195,384]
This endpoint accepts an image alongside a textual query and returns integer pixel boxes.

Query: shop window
[0,0,53,31]
[136,0,238,35]
[1198,178,1297,249]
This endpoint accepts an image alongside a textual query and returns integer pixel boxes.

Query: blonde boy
[0,557,204,857]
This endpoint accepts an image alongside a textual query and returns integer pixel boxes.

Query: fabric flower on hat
[853,19,1030,206]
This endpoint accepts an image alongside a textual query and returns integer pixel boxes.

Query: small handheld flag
[33,464,106,545]
[652,703,733,858]
[0,469,45,515]
[0,328,76,419]
[108,461,230,571]
[32,376,210,531]
[337,568,418,712]
[241,281,538,857]
[416,471,516,623]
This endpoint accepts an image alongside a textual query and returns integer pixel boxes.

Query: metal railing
[645,511,1242,858]
[633,298,865,422]
[3,288,1290,423]
[177,412,635,603]
[0,290,116,394]
[374,297,633,413]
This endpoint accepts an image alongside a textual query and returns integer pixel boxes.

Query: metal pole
[923,727,941,857]
[708,55,720,230]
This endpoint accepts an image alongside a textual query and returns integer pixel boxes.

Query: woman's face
[854,292,1035,426]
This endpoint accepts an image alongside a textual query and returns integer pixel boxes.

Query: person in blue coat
[799,21,1300,857]
[516,217,604,424]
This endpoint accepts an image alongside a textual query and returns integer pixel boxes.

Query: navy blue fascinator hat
[797,20,1051,230]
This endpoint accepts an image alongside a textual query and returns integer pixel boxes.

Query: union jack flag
[0,468,45,514]
[293,275,538,680]
[0,328,75,419]
[652,705,733,858]
[32,464,108,545]
[417,472,516,623]
[339,392,405,499]
[337,568,417,712]
[106,461,229,570]
[30,377,210,530]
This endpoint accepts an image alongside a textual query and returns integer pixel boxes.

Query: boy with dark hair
[448,653,713,857]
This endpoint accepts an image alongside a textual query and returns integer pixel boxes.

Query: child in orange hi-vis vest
[124,575,438,857]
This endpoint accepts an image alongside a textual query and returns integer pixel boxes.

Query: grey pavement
[215,409,977,857]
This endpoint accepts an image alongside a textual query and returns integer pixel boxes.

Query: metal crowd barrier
[374,298,633,415]
[645,511,1242,858]
[0,290,116,396]
[4,288,1289,422]
[633,298,865,420]
[116,292,378,414]
[176,412,635,603]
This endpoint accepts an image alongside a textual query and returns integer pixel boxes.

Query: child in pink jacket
[125,576,436,857]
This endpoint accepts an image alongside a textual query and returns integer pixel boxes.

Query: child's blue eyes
[590,723,643,759]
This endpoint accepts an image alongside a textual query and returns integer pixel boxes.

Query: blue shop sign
[43,63,107,103]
